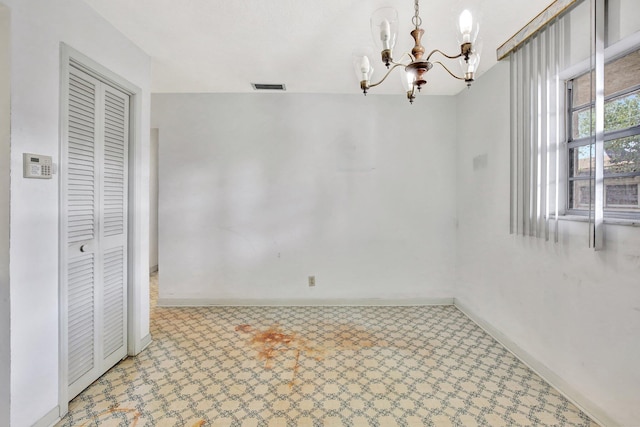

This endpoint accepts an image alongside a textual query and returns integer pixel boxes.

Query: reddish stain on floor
[236,324,323,387]
[234,324,253,333]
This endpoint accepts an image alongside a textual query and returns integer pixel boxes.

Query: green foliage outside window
[574,92,640,174]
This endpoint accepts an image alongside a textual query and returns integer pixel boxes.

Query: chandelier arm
[433,61,466,81]
[368,63,406,88]
[426,49,463,62]
[390,52,414,65]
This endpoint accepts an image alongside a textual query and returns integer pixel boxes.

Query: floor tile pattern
[55,274,599,426]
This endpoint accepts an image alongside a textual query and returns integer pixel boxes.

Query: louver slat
[103,248,124,357]
[67,72,96,244]
[102,90,126,238]
[67,70,97,387]
[68,254,95,384]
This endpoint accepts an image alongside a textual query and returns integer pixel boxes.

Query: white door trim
[58,43,146,417]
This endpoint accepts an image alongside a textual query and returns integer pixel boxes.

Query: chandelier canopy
[354,0,482,103]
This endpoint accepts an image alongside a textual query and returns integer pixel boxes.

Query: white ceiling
[81,0,553,95]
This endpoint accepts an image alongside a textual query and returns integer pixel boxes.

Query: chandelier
[354,0,482,103]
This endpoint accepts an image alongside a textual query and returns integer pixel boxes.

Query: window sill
[550,214,640,227]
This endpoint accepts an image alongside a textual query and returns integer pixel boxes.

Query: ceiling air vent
[251,83,286,91]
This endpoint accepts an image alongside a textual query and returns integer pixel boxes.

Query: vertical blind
[509,0,606,249]
[509,16,565,242]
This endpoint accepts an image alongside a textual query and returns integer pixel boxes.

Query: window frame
[565,50,640,220]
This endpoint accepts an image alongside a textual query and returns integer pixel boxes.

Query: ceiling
[81,0,553,95]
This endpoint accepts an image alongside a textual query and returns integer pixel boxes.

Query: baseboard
[158,296,455,307]
[31,405,59,427]
[454,298,618,427]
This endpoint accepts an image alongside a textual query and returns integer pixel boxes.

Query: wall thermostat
[23,153,53,179]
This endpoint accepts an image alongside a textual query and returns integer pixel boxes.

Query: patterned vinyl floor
[55,274,599,427]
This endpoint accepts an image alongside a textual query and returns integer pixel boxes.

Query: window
[566,49,640,218]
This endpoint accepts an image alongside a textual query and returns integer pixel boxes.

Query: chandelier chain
[412,0,422,29]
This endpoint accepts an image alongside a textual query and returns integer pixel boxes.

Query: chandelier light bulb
[459,39,482,86]
[380,19,391,50]
[466,59,476,73]
[468,40,483,71]
[405,70,415,88]
[370,7,398,51]
[459,9,473,43]
[360,55,371,79]
[352,48,374,93]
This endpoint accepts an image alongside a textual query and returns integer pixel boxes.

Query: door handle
[79,243,93,253]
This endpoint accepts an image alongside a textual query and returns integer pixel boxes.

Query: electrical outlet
[308,276,315,287]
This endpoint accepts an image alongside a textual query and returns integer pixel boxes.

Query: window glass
[604,136,640,175]
[571,90,640,139]
[605,181,639,206]
[569,145,593,177]
[571,50,640,106]
[567,48,640,217]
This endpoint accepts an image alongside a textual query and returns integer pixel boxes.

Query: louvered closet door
[65,66,129,400]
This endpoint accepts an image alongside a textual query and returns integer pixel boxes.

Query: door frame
[0,4,10,425]
[58,43,147,416]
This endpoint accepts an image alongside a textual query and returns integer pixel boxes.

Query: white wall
[455,61,640,427]
[151,93,458,303]
[566,0,640,69]
[0,4,11,425]
[149,128,159,272]
[3,0,151,425]
[608,0,640,45]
